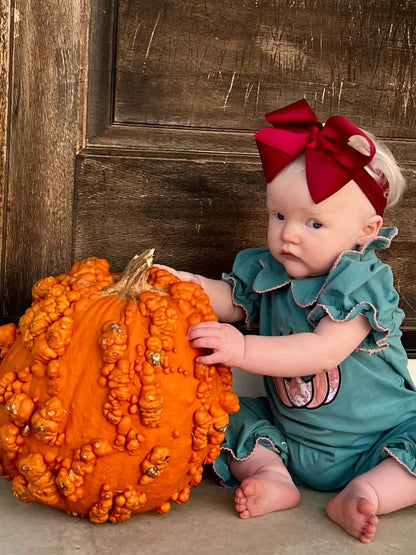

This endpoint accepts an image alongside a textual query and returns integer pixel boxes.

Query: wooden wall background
[0,0,90,316]
[1,1,415,347]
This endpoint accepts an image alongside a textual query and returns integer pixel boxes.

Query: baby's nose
[281,222,300,244]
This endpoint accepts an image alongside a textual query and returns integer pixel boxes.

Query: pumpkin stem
[103,249,155,299]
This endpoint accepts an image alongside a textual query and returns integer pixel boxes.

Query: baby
[160,99,416,543]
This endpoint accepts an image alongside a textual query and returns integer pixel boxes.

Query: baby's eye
[274,212,285,221]
[306,219,322,229]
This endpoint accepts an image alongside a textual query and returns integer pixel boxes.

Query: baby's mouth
[281,250,300,261]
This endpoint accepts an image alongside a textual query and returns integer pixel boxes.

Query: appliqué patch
[273,367,340,409]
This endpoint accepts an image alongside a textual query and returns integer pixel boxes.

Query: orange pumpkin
[0,250,239,523]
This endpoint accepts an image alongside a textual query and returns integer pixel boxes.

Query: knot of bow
[254,99,388,215]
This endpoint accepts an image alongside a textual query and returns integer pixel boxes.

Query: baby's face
[266,168,377,279]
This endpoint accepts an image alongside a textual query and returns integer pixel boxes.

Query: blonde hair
[360,130,406,210]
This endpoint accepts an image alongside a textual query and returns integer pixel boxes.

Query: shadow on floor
[1,466,415,554]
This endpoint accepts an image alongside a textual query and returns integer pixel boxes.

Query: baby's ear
[357,215,383,245]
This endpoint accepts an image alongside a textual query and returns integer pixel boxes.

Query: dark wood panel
[383,169,416,241]
[379,242,416,328]
[115,0,416,137]
[86,0,116,140]
[381,168,416,327]
[73,154,267,277]
[74,151,416,326]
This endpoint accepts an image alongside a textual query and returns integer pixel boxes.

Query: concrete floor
[1,361,416,555]
[1,468,416,555]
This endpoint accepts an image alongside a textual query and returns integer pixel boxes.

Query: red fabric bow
[254,99,388,215]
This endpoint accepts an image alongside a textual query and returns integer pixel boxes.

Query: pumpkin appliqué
[0,250,239,522]
[273,367,341,409]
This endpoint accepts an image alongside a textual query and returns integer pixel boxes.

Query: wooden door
[1,0,415,351]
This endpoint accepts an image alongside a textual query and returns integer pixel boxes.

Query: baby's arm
[187,315,372,377]
[154,265,244,323]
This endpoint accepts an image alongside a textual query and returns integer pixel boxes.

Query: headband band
[254,99,389,215]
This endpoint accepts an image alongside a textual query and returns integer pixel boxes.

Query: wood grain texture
[0,1,11,315]
[2,0,90,318]
[73,154,267,276]
[86,0,115,140]
[115,0,416,137]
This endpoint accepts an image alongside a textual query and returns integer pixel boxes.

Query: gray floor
[1,466,415,555]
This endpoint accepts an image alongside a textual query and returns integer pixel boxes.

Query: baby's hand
[187,321,245,367]
[152,264,202,286]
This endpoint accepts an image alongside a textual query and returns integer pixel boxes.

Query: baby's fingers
[195,351,225,365]
[187,321,222,340]
[188,335,221,351]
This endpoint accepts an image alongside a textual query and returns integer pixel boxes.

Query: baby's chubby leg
[326,457,416,543]
[229,444,300,519]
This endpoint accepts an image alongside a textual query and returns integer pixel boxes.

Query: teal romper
[213,227,416,490]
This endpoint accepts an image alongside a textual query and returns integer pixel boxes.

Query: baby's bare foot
[234,472,300,519]
[326,493,378,543]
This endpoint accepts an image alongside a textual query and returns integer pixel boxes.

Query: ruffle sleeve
[222,248,267,324]
[308,245,405,353]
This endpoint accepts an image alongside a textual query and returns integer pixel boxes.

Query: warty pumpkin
[0,250,239,523]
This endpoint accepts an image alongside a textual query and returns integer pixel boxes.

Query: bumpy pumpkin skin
[0,254,239,523]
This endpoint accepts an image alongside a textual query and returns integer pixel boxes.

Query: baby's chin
[276,259,315,280]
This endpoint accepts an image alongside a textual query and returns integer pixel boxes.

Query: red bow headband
[254,99,389,215]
